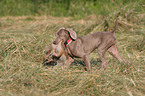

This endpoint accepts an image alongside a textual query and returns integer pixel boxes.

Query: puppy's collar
[64,38,72,46]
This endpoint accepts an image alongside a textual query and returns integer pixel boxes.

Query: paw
[52,53,58,57]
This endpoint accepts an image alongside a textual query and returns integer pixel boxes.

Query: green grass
[0,1,145,96]
[0,0,144,18]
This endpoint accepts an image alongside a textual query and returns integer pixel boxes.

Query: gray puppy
[53,20,123,71]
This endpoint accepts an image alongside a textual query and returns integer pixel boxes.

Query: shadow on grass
[43,58,102,69]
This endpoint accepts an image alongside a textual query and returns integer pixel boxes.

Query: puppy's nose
[45,59,48,61]
[53,41,56,44]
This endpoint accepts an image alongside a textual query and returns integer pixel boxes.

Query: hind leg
[108,44,123,63]
[97,47,108,70]
[97,39,116,70]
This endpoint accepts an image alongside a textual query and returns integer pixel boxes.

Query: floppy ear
[65,28,77,40]
[56,27,65,34]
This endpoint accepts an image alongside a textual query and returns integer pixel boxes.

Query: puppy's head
[53,27,77,45]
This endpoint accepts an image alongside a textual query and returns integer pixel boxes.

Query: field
[0,0,145,96]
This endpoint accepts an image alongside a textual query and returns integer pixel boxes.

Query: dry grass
[0,13,145,96]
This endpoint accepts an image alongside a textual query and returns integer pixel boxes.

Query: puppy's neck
[64,38,72,46]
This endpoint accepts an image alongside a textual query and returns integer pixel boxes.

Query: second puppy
[43,41,66,67]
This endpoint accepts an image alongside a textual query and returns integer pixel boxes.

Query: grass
[0,14,145,95]
[0,1,145,96]
[0,0,144,18]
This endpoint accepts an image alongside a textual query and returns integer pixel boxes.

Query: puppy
[43,41,66,66]
[53,20,123,71]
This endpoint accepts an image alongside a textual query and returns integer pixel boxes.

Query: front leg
[83,55,91,71]
[65,56,74,68]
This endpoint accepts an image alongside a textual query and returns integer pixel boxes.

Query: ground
[0,15,145,96]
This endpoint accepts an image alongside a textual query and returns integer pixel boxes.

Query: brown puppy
[53,20,123,71]
[44,41,66,67]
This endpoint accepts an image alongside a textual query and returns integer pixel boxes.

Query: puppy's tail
[111,19,118,36]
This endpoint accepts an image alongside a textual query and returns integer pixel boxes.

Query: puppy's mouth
[53,40,63,45]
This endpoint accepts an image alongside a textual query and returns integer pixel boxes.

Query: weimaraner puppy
[53,20,123,71]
